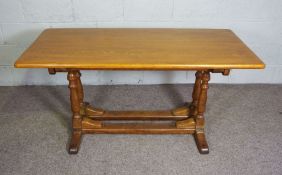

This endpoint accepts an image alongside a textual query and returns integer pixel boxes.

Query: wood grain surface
[14,28,265,70]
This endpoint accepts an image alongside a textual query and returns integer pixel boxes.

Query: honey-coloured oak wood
[91,110,188,120]
[194,71,210,154]
[67,70,83,154]
[15,28,265,70]
[80,102,104,116]
[65,70,209,154]
[82,123,195,134]
[176,118,195,129]
[14,28,265,155]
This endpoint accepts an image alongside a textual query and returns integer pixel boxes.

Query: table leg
[194,70,210,154]
[175,71,202,129]
[68,70,83,154]
[191,71,202,116]
[76,71,84,105]
[63,69,212,154]
[76,71,105,117]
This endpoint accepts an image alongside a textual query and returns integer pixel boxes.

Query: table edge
[14,62,266,70]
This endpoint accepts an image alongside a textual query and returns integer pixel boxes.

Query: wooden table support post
[62,69,221,154]
[67,70,83,154]
[175,70,210,154]
[194,70,210,154]
[191,71,202,116]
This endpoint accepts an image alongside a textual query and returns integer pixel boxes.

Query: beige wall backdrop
[0,0,281,85]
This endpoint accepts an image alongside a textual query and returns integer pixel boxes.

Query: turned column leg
[175,71,202,128]
[76,71,104,117]
[76,71,90,116]
[68,70,82,154]
[76,71,84,105]
[194,70,210,154]
[191,71,202,116]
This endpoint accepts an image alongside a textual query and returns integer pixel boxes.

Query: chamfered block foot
[194,132,209,154]
[68,131,82,154]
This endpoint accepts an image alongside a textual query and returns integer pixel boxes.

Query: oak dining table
[14,28,265,154]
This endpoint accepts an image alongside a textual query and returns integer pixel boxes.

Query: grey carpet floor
[0,84,281,175]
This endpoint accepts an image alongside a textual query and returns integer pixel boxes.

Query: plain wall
[0,0,281,85]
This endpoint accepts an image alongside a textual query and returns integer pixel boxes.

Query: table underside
[47,68,231,154]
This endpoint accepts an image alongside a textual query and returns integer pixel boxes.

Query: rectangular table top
[14,28,265,70]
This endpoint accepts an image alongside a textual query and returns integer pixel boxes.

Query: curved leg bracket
[82,118,102,129]
[176,118,195,129]
[80,102,105,117]
[172,102,191,116]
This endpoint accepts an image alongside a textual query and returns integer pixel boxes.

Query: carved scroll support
[176,118,195,129]
[172,102,190,116]
[80,102,105,117]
